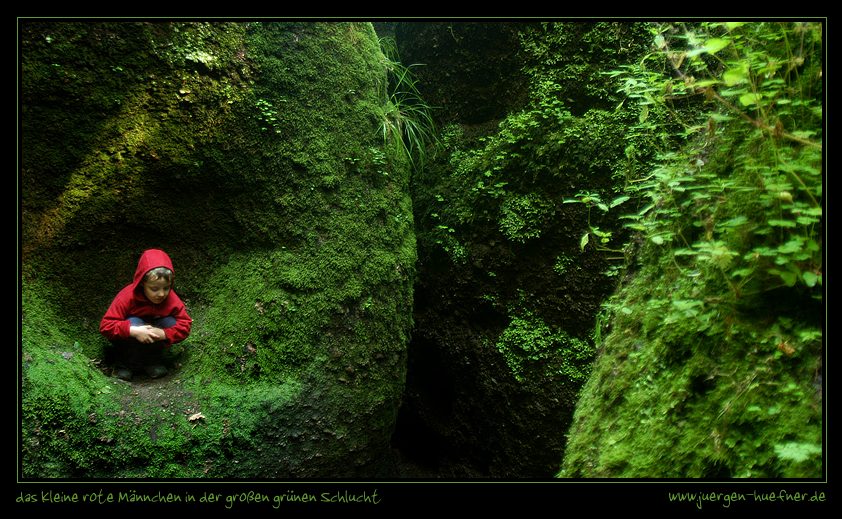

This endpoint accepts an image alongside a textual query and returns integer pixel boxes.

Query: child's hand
[149,327,167,342]
[130,325,167,344]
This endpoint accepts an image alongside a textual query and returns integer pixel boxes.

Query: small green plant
[499,192,554,243]
[255,97,282,135]
[553,254,574,276]
[378,37,438,171]
[430,223,467,264]
[774,442,822,463]
[563,191,630,253]
[496,311,594,383]
[607,22,822,305]
[368,146,389,177]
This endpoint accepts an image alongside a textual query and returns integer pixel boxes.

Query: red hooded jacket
[100,249,192,345]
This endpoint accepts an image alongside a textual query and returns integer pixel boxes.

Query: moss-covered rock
[560,241,823,478]
[560,21,823,478]
[21,21,414,478]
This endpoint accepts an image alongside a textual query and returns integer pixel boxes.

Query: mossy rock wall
[561,242,823,478]
[20,21,415,478]
[392,22,654,476]
[560,22,823,478]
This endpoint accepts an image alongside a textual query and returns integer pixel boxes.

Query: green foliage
[519,22,653,109]
[553,254,574,276]
[409,30,660,472]
[378,37,438,171]
[610,22,822,303]
[420,92,646,262]
[254,97,282,134]
[563,191,630,252]
[496,311,595,383]
[499,192,554,243]
[561,21,823,479]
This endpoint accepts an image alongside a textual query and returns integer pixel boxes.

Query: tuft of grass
[378,37,438,172]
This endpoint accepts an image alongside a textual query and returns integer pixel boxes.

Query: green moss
[496,311,594,384]
[22,279,124,477]
[561,233,822,478]
[498,192,554,243]
[558,22,822,479]
[21,21,413,478]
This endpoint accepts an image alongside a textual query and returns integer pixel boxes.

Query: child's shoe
[145,365,168,378]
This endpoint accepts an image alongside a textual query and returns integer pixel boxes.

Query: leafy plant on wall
[608,22,822,306]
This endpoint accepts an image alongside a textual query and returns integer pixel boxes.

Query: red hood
[100,247,191,345]
[132,249,175,291]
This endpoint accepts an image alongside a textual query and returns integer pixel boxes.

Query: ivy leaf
[580,232,589,251]
[774,442,822,463]
[778,270,798,287]
[802,271,819,287]
[723,65,749,86]
[768,219,796,228]
[739,92,762,107]
[702,38,731,55]
[777,238,805,254]
[609,195,630,208]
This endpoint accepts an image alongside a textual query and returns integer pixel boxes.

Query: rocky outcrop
[20,21,414,478]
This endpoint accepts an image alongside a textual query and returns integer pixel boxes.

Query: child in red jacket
[100,249,192,380]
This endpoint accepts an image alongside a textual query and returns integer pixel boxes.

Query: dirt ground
[96,359,205,436]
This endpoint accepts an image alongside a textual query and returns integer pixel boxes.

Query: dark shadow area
[390,334,454,474]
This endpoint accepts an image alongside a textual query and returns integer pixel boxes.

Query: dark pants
[106,316,176,370]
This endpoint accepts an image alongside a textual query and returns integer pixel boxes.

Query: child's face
[143,277,171,305]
